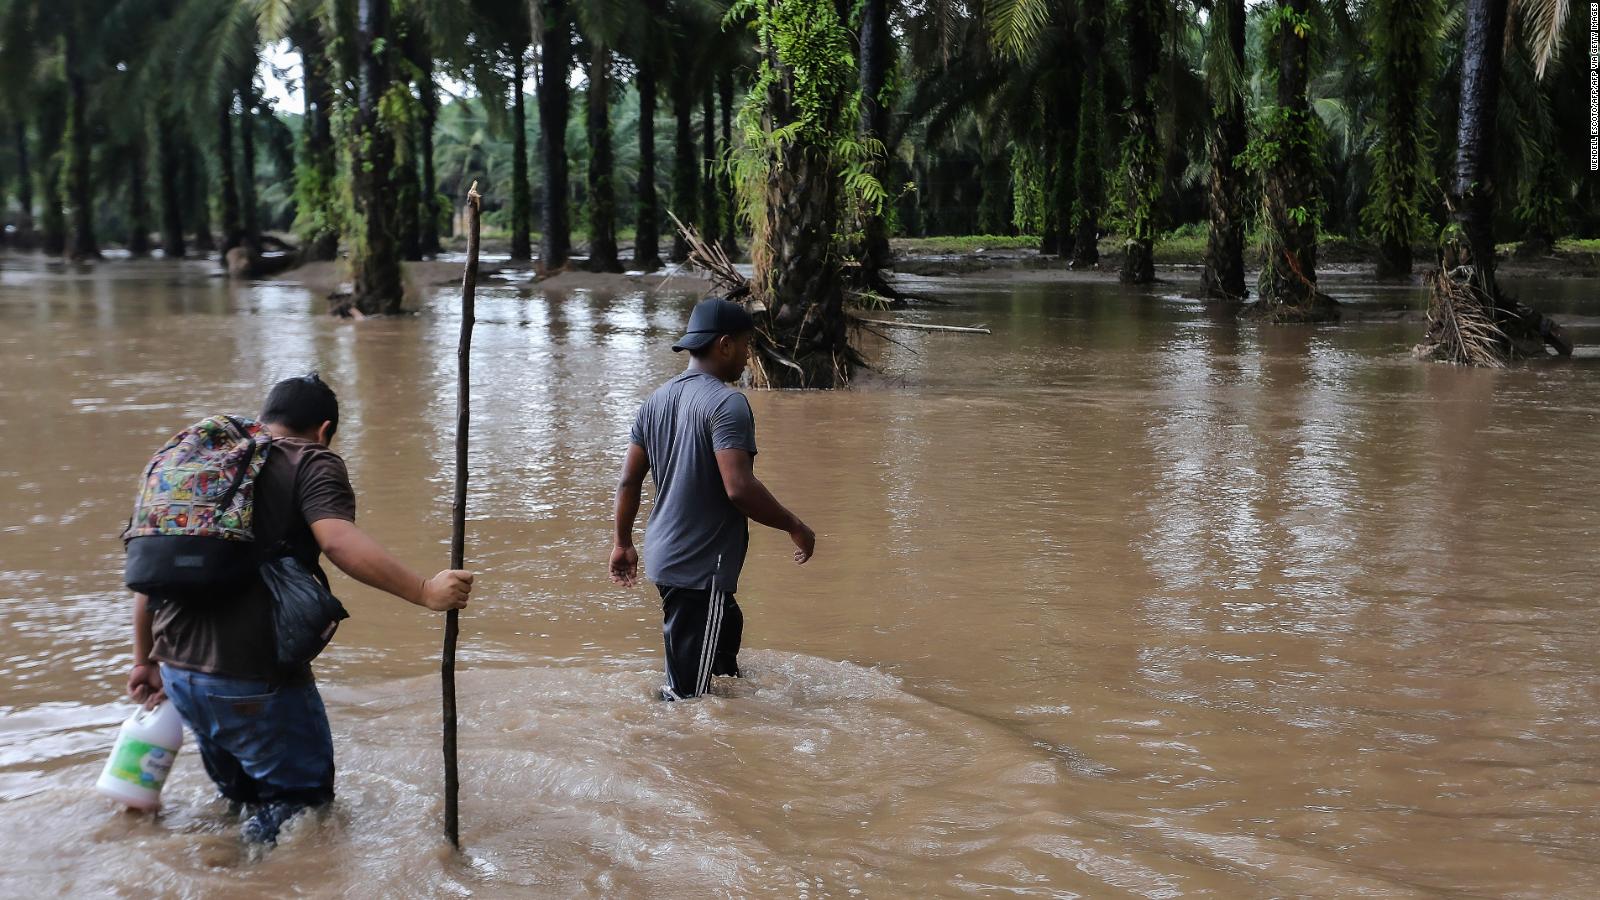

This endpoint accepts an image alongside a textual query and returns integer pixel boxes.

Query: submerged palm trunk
[64,31,99,260]
[1202,0,1247,298]
[719,71,739,257]
[1069,0,1104,269]
[701,85,719,248]
[127,142,151,257]
[351,0,403,314]
[1418,0,1569,361]
[634,56,663,270]
[1256,0,1335,319]
[856,0,891,274]
[186,147,215,252]
[1040,134,1060,255]
[1445,0,1505,287]
[217,92,242,255]
[745,0,860,389]
[1118,0,1159,284]
[397,139,422,261]
[38,109,66,256]
[670,79,697,262]
[237,74,260,257]
[1368,0,1439,278]
[13,123,34,236]
[419,53,441,256]
[760,127,848,388]
[977,145,1011,235]
[510,50,532,261]
[586,40,621,272]
[156,124,185,258]
[537,0,572,270]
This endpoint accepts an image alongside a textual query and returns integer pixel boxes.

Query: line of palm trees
[0,0,759,312]
[0,0,1590,329]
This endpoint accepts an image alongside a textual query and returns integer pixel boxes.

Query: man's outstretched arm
[715,448,815,564]
[611,444,648,586]
[311,518,473,611]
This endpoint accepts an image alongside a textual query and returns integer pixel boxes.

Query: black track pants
[657,584,743,699]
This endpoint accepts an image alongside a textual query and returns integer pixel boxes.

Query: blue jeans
[160,665,336,808]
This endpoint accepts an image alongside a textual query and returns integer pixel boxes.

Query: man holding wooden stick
[610,297,816,701]
[126,375,474,845]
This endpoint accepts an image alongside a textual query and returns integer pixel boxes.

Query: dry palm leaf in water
[1415,267,1510,368]
[667,212,789,389]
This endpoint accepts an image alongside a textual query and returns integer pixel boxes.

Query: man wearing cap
[610,297,816,700]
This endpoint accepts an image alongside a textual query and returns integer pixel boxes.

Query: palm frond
[1202,0,1244,105]
[253,0,296,42]
[1512,0,1570,78]
[987,0,1053,60]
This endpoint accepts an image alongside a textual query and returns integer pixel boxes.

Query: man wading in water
[610,298,816,700]
[125,374,474,844]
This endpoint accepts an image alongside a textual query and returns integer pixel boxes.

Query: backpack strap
[216,416,267,517]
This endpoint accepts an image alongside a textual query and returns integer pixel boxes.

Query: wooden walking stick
[443,181,480,848]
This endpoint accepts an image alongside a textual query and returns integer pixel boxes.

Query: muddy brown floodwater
[2,254,1598,897]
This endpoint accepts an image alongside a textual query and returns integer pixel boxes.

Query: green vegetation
[0,0,1593,364]
[893,235,1040,254]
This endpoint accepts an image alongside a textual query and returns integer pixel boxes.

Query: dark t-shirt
[630,371,758,592]
[150,437,356,681]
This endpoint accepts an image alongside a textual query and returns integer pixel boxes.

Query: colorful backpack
[123,416,272,600]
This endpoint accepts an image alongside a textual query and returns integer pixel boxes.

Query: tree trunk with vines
[1202,0,1247,298]
[350,0,403,315]
[1118,0,1159,284]
[1255,0,1336,320]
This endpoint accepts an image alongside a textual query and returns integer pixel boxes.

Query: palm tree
[1069,0,1107,269]
[350,0,404,313]
[1364,0,1442,278]
[668,43,700,262]
[236,67,262,258]
[1200,0,1246,298]
[1423,0,1574,360]
[732,0,871,388]
[1117,0,1162,284]
[36,89,67,255]
[216,90,242,254]
[63,14,101,260]
[536,0,574,270]
[400,16,445,258]
[433,94,518,221]
[0,0,38,243]
[699,85,720,249]
[126,139,153,256]
[287,12,340,261]
[1444,0,1571,284]
[718,68,739,256]
[155,120,186,257]
[983,0,1088,258]
[511,45,534,260]
[857,0,891,273]
[10,122,34,239]
[184,145,214,252]
[132,0,280,265]
[1254,0,1336,319]
[584,37,622,271]
[631,0,667,270]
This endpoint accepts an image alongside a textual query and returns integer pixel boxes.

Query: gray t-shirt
[631,370,758,593]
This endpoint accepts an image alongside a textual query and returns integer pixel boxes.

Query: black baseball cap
[672,297,756,352]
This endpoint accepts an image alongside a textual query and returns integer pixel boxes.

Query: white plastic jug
[95,702,183,809]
